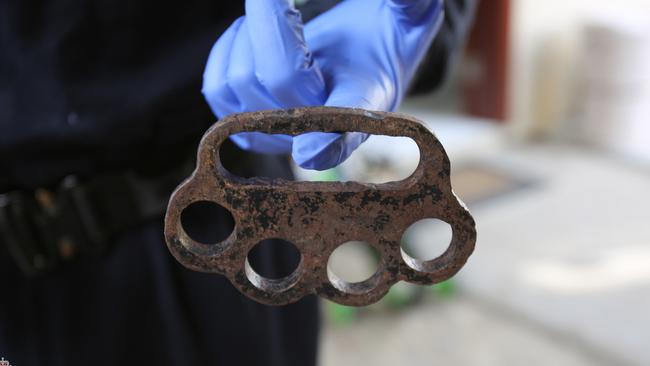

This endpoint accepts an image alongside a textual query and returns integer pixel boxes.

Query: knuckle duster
[165,107,476,306]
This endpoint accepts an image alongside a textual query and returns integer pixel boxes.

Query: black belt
[0,163,191,276]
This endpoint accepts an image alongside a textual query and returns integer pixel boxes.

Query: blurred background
[296,0,650,365]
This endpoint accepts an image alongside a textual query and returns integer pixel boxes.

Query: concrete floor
[321,295,620,366]
[319,144,650,366]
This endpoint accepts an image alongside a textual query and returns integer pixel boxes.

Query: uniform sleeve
[296,0,341,23]
[409,0,480,95]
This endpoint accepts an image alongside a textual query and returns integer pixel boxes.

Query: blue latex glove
[202,0,443,170]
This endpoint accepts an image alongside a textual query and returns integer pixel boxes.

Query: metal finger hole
[180,201,235,246]
[245,238,302,293]
[218,135,294,179]
[327,241,382,295]
[400,218,453,272]
[292,135,420,184]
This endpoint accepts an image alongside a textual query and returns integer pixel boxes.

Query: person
[0,0,477,365]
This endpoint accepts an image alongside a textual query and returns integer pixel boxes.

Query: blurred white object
[321,111,503,184]
[575,8,650,161]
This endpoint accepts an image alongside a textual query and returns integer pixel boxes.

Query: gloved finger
[291,75,389,170]
[227,18,281,112]
[227,22,293,154]
[245,0,326,107]
[202,17,244,118]
[386,0,444,82]
[326,74,395,111]
[292,132,369,170]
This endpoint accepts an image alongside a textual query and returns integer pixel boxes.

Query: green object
[326,301,357,326]
[385,282,420,308]
[432,279,456,298]
[311,168,340,182]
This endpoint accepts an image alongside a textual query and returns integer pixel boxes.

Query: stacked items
[576,9,650,162]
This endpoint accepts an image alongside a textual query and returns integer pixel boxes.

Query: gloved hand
[202,0,443,170]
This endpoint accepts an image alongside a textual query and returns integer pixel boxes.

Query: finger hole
[327,241,382,295]
[400,218,453,272]
[180,201,235,246]
[292,134,420,181]
[247,238,302,279]
[245,238,302,293]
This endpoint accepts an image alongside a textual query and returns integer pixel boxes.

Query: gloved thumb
[292,132,369,170]
[291,77,382,170]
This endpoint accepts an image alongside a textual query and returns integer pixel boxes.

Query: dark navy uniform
[0,0,476,365]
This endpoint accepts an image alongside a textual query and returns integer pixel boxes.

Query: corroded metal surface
[164,107,476,306]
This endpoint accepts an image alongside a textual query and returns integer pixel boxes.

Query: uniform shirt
[1,1,241,191]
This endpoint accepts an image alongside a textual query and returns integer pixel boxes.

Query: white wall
[507,0,650,140]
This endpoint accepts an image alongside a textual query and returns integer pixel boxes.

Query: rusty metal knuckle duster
[164,107,476,306]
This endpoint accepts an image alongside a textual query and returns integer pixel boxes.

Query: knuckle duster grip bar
[164,107,476,306]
